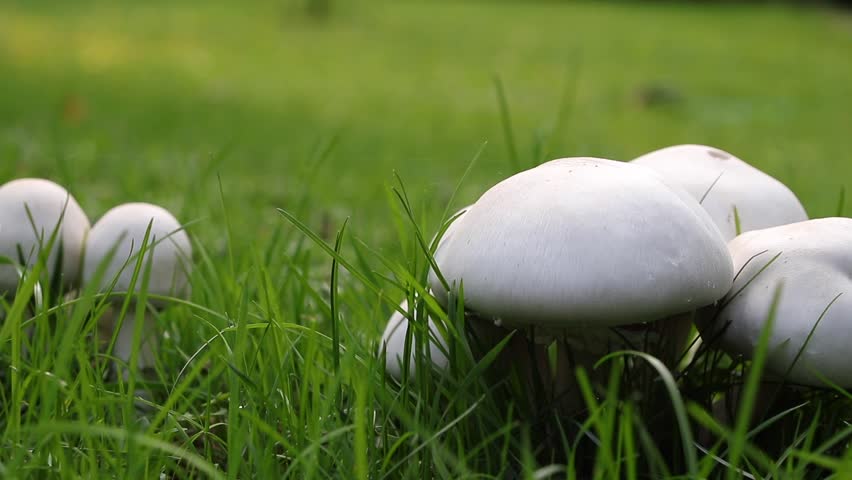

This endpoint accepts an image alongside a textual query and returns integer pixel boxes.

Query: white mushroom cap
[699,218,852,387]
[381,298,449,380]
[83,202,192,306]
[632,144,807,240]
[0,178,90,293]
[428,157,734,328]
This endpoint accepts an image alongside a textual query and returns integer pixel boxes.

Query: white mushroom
[83,202,192,373]
[381,298,449,380]
[427,158,734,410]
[0,178,90,294]
[699,217,852,387]
[430,158,732,330]
[632,144,807,240]
[381,206,470,380]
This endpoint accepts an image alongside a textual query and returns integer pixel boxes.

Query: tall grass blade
[727,283,783,480]
[493,74,521,173]
[597,351,697,476]
[329,217,349,373]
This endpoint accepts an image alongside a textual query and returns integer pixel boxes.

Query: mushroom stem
[467,316,555,414]
[553,341,597,414]
[646,312,695,368]
[548,312,695,414]
[99,305,159,379]
[466,311,697,418]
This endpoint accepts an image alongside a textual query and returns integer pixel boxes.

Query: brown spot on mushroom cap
[707,149,731,160]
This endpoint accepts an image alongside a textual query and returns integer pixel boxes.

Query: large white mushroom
[631,144,808,240]
[426,158,734,405]
[698,218,852,387]
[430,158,732,330]
[83,202,192,373]
[0,178,90,294]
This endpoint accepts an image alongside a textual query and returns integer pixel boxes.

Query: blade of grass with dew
[25,422,226,480]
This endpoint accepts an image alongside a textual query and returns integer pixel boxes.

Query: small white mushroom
[380,206,470,380]
[83,202,192,373]
[632,144,808,240]
[381,298,449,380]
[699,217,852,387]
[0,178,90,294]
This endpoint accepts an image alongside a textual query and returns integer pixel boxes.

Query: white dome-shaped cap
[632,144,808,240]
[700,218,852,387]
[428,157,734,328]
[381,298,449,380]
[0,178,90,292]
[83,202,192,306]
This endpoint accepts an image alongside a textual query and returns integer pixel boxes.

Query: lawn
[1,0,852,477]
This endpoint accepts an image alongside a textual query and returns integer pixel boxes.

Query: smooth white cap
[632,144,807,240]
[700,218,852,387]
[0,178,90,292]
[83,202,192,306]
[429,158,734,328]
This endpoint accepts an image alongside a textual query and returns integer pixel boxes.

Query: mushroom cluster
[631,144,811,364]
[3,141,825,433]
[0,177,192,377]
[379,156,739,407]
[378,145,825,422]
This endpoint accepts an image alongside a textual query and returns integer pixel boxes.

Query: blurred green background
[1,2,851,476]
[1,0,850,248]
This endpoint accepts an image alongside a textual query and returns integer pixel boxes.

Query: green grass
[1,0,852,477]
